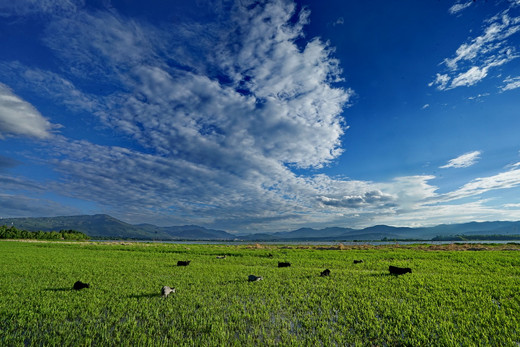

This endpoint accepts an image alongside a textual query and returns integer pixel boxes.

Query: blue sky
[1,0,520,233]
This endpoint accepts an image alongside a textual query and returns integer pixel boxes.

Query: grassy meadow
[1,240,519,346]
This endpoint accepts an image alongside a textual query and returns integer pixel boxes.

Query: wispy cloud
[0,193,81,218]
[468,92,490,100]
[429,73,450,90]
[0,155,19,171]
[0,0,83,17]
[332,17,344,27]
[501,75,520,90]
[449,1,473,15]
[0,83,58,139]
[440,151,481,169]
[444,167,520,200]
[431,5,520,90]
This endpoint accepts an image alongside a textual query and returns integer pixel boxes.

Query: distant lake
[92,240,520,246]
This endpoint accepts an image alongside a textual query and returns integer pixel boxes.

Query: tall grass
[1,241,519,345]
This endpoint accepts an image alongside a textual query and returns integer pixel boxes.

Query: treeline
[432,234,520,241]
[0,225,90,240]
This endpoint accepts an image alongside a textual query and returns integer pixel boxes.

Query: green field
[1,241,519,346]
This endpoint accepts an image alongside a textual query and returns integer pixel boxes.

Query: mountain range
[2,214,520,241]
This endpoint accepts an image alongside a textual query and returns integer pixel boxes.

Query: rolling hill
[2,215,520,241]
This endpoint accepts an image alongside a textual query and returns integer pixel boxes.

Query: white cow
[161,286,175,297]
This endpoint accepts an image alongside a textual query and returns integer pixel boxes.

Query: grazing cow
[216,256,226,259]
[389,265,412,275]
[161,286,175,297]
[73,281,90,290]
[320,269,331,277]
[248,275,263,282]
[353,260,363,264]
[278,262,291,268]
[177,260,191,266]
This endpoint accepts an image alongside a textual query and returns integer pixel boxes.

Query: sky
[1,0,520,234]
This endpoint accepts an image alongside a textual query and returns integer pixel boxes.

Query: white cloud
[440,151,481,169]
[0,83,57,139]
[318,190,395,209]
[39,2,351,169]
[0,193,80,218]
[332,17,344,27]
[450,66,490,88]
[501,75,520,91]
[422,104,430,109]
[468,92,490,100]
[449,1,473,15]
[429,73,450,90]
[431,6,520,90]
[0,62,99,113]
[0,0,83,17]
[444,168,520,201]
[0,1,353,231]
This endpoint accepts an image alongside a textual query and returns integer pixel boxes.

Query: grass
[1,240,519,346]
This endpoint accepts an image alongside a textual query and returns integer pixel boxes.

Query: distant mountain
[2,215,520,241]
[135,223,234,240]
[0,215,234,240]
[0,214,168,239]
[272,227,355,239]
[424,221,520,237]
[241,222,520,241]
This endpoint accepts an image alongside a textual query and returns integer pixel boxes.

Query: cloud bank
[0,0,357,231]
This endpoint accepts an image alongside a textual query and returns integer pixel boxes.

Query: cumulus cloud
[38,1,351,169]
[0,0,354,231]
[0,83,57,139]
[440,151,481,169]
[318,190,395,209]
[431,6,520,90]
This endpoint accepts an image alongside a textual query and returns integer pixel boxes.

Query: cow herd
[72,256,412,295]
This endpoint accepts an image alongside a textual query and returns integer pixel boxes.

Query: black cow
[320,269,331,277]
[278,262,291,268]
[73,281,90,290]
[248,275,263,282]
[389,265,412,275]
[353,260,363,264]
[177,260,191,266]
